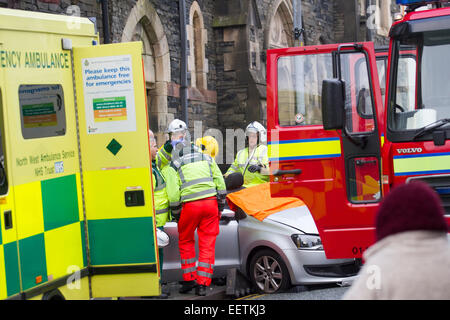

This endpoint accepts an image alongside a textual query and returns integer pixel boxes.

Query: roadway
[135,281,351,300]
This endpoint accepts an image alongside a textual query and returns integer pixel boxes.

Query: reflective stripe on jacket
[165,144,226,209]
[156,142,172,170]
[152,161,170,227]
[226,144,269,187]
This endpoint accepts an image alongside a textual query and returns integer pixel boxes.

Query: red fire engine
[267,0,450,259]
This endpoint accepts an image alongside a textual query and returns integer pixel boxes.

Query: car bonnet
[264,205,319,234]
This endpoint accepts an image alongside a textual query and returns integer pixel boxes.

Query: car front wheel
[249,249,290,294]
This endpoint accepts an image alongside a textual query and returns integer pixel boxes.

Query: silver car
[161,203,360,294]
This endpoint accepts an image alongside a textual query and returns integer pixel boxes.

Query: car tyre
[249,249,290,294]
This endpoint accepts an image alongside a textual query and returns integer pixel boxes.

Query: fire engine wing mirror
[321,79,345,130]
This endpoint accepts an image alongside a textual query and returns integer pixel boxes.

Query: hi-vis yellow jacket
[226,144,269,187]
[156,141,173,170]
[152,161,170,227]
[164,144,226,214]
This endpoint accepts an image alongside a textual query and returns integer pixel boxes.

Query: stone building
[0,0,400,165]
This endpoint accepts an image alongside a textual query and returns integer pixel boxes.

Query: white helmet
[167,119,187,134]
[245,121,267,143]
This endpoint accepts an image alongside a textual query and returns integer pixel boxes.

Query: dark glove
[248,165,262,173]
[171,206,181,222]
[218,201,225,212]
[217,195,226,212]
[217,202,224,221]
[164,139,173,152]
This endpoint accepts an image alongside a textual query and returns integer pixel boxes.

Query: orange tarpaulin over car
[226,183,305,221]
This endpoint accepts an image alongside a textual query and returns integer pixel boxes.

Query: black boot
[162,284,171,297]
[141,293,168,299]
[179,281,197,294]
[195,285,207,296]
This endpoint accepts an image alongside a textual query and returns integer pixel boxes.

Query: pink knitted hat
[375,181,448,242]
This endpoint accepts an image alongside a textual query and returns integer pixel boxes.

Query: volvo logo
[397,148,423,154]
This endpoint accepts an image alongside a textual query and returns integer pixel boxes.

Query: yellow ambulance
[0,8,160,299]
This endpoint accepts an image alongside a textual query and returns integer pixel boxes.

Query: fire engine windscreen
[390,30,450,132]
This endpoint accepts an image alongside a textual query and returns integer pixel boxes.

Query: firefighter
[195,136,219,160]
[164,130,226,296]
[155,119,188,170]
[149,129,171,298]
[225,121,270,187]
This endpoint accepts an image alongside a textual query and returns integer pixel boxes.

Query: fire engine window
[18,85,66,139]
[348,157,381,203]
[376,58,387,108]
[340,52,375,134]
[277,54,333,126]
[0,89,8,195]
[396,57,416,119]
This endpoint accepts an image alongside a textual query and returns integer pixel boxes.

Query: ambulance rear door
[72,42,159,298]
[268,43,384,259]
[0,75,20,300]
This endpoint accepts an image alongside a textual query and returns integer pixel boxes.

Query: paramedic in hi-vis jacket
[225,121,270,187]
[149,130,171,298]
[164,120,227,296]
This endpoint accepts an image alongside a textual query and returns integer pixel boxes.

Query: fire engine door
[268,43,383,259]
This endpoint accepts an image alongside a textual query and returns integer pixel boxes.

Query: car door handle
[272,169,302,176]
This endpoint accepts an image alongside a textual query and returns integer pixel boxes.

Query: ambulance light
[61,38,73,50]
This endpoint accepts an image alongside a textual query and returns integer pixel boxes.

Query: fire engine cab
[267,0,450,259]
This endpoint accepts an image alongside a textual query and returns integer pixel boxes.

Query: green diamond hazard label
[107,139,122,156]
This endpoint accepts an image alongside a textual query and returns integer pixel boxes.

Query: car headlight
[291,234,323,250]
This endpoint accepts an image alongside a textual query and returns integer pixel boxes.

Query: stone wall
[214,0,338,165]
[108,0,218,134]
[0,0,397,166]
[334,0,400,46]
[371,1,401,47]
[214,0,337,124]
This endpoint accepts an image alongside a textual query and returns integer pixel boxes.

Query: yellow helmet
[196,136,219,159]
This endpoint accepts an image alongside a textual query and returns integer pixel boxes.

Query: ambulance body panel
[0,8,159,299]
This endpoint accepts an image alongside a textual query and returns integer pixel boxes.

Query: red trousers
[178,196,219,286]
